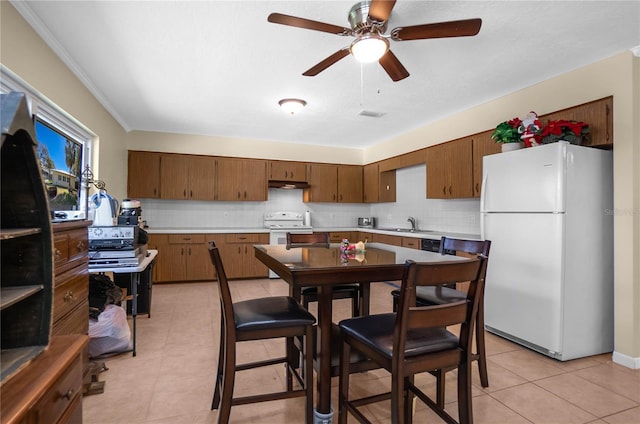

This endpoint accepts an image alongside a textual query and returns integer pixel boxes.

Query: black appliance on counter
[421,237,456,255]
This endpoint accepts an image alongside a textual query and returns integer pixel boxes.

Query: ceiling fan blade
[303,48,351,76]
[391,18,482,41]
[367,0,397,23]
[379,50,409,82]
[268,13,352,36]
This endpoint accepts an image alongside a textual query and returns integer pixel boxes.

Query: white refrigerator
[480,141,613,361]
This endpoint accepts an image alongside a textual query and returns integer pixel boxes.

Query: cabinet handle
[475,183,479,193]
[181,247,184,255]
[244,191,247,199]
[442,186,446,195]
[285,171,289,178]
[55,248,62,259]
[183,189,187,197]
[237,247,241,254]
[64,290,75,302]
[76,241,85,251]
[63,388,74,400]
[237,191,241,199]
[190,190,193,198]
[449,186,452,195]
[188,247,192,255]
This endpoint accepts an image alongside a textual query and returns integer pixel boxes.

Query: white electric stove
[264,211,312,278]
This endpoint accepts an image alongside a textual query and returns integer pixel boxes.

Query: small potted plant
[491,117,523,152]
[537,120,590,145]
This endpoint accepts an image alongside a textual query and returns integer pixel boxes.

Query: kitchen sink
[376,228,438,234]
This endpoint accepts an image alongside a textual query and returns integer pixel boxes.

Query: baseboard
[612,351,640,369]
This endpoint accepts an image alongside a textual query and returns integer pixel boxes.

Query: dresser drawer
[401,237,420,249]
[53,227,88,276]
[53,267,89,324]
[52,299,89,336]
[31,352,82,424]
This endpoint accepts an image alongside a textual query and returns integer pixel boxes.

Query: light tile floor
[83,279,640,424]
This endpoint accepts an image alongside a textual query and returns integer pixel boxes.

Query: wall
[2,0,637,367]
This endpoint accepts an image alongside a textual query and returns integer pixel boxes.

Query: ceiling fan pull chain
[360,63,364,107]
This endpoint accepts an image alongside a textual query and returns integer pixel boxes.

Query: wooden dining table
[253,242,467,418]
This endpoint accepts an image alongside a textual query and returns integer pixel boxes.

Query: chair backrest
[439,236,491,258]
[286,232,330,246]
[395,257,488,360]
[208,241,236,338]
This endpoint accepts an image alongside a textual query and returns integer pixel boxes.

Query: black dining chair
[338,256,488,424]
[286,232,362,317]
[390,236,492,405]
[208,242,316,423]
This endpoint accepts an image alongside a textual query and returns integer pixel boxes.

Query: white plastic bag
[89,304,131,357]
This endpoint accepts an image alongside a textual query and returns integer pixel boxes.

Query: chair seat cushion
[339,313,459,358]
[391,286,466,305]
[234,296,316,331]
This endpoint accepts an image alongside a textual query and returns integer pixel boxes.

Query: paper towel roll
[304,210,311,226]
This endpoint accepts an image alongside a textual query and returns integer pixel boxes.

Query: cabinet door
[160,155,190,200]
[379,170,396,202]
[185,242,215,281]
[472,131,501,197]
[189,156,217,200]
[338,165,363,203]
[269,160,307,181]
[426,143,449,199]
[540,96,613,147]
[128,151,161,198]
[242,159,267,201]
[426,138,473,199]
[363,163,379,203]
[305,164,337,202]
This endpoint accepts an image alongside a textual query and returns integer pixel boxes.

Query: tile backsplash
[140,164,480,235]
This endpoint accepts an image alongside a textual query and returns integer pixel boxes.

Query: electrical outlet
[223,212,228,218]
[386,214,392,220]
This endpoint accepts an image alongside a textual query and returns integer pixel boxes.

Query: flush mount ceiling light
[350,33,389,63]
[278,98,307,115]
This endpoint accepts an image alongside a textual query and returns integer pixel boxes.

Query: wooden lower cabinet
[148,234,214,282]
[329,231,355,243]
[219,233,270,279]
[1,335,88,424]
[149,232,268,282]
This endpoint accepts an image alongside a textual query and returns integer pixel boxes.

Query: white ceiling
[12,1,640,149]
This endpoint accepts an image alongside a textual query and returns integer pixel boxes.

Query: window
[1,64,95,221]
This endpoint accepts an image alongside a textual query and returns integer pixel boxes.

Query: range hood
[268,180,310,189]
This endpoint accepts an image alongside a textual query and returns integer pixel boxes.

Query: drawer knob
[54,249,62,259]
[64,290,75,302]
[76,241,85,250]
[63,388,74,400]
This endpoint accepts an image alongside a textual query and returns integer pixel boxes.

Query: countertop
[145,226,481,241]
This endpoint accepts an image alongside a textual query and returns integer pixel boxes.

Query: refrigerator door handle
[480,172,488,213]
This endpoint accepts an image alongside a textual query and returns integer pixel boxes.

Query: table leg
[316,284,333,416]
[359,282,371,316]
[131,273,139,357]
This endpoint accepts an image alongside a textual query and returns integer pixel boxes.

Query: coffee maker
[117,199,142,226]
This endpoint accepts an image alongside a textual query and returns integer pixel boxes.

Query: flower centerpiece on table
[537,119,590,145]
[491,117,523,144]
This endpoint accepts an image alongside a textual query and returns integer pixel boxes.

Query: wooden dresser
[0,335,89,424]
[51,220,91,397]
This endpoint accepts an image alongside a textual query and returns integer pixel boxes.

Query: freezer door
[483,212,564,355]
[481,143,566,213]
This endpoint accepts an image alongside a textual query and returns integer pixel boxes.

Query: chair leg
[212,321,226,410]
[476,302,489,388]
[352,289,360,317]
[338,339,351,424]
[390,370,405,424]
[304,325,314,424]
[457,360,473,424]
[404,376,414,424]
[216,338,236,424]
[435,369,446,409]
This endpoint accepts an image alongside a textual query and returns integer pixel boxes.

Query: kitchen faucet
[407,216,416,232]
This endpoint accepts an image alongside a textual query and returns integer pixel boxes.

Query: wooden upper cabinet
[471,130,501,197]
[338,165,363,203]
[128,151,161,198]
[379,170,396,202]
[305,163,338,202]
[216,158,267,201]
[160,154,216,200]
[363,163,379,203]
[539,96,613,147]
[269,160,307,181]
[426,138,473,199]
[305,163,363,203]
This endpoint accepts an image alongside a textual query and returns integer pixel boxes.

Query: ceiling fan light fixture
[350,34,389,63]
[278,98,307,115]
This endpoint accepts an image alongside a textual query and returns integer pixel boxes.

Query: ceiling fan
[268,0,482,82]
